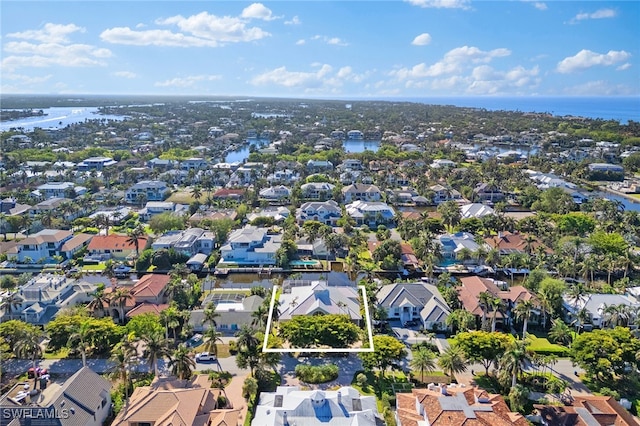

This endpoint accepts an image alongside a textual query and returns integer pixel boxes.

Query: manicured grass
[527,334,569,356]
[44,347,70,359]
[166,191,196,204]
[193,343,231,358]
[82,264,106,271]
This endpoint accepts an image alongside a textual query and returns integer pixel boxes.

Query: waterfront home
[562,293,640,329]
[125,180,169,203]
[345,200,396,227]
[342,183,381,203]
[0,197,31,216]
[147,157,176,170]
[0,367,111,426]
[219,225,282,265]
[296,200,342,226]
[253,386,380,426]
[534,395,639,426]
[396,386,528,426]
[259,185,292,202]
[180,157,209,170]
[279,280,362,323]
[473,182,504,202]
[386,188,429,206]
[460,203,495,219]
[430,159,457,169]
[430,184,463,204]
[86,234,150,261]
[139,201,175,221]
[3,274,98,324]
[347,130,364,140]
[190,294,264,333]
[484,231,547,256]
[34,182,86,199]
[436,232,484,263]
[306,159,334,172]
[300,182,335,200]
[246,206,290,224]
[13,229,73,264]
[77,156,117,171]
[377,282,450,329]
[152,228,215,256]
[339,158,364,170]
[266,169,300,184]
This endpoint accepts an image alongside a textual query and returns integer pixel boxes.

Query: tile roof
[534,395,639,426]
[126,302,170,318]
[87,234,147,251]
[131,274,171,299]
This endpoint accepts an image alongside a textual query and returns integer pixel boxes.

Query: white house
[377,282,451,329]
[220,225,282,265]
[152,228,215,256]
[34,182,85,199]
[279,280,362,323]
[436,232,484,262]
[125,180,169,203]
[300,182,335,200]
[345,200,396,227]
[460,203,495,219]
[296,200,342,226]
[259,185,292,201]
[180,157,209,170]
[252,386,380,426]
[77,156,117,171]
[13,229,73,264]
[342,183,381,203]
[563,293,640,328]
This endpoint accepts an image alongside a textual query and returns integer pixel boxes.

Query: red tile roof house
[458,276,540,330]
[396,385,529,426]
[104,274,171,322]
[534,395,639,426]
[212,188,246,200]
[86,234,150,261]
[484,231,549,256]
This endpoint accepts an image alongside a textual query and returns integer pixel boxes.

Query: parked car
[195,352,216,362]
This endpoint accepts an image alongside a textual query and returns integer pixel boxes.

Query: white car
[195,352,216,362]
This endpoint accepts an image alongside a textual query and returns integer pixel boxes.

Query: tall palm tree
[169,345,195,380]
[251,305,268,328]
[513,299,535,339]
[410,346,436,383]
[110,287,133,324]
[548,319,573,346]
[142,331,171,377]
[203,302,220,330]
[477,291,494,330]
[14,327,46,388]
[67,320,93,367]
[87,285,110,318]
[235,325,260,352]
[489,297,504,332]
[202,327,223,358]
[602,303,630,328]
[191,185,203,201]
[1,292,22,319]
[110,335,138,414]
[438,346,468,382]
[500,340,532,388]
[126,224,147,258]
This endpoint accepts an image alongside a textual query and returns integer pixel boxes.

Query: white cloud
[285,16,301,25]
[7,23,84,43]
[101,11,271,47]
[405,0,470,9]
[556,49,631,73]
[570,8,616,23]
[114,71,137,79]
[2,73,53,84]
[2,40,112,71]
[411,33,432,46]
[295,39,306,45]
[521,0,547,11]
[562,80,636,96]
[251,63,368,92]
[241,3,278,21]
[155,74,222,88]
[391,45,511,79]
[311,35,348,46]
[616,63,631,71]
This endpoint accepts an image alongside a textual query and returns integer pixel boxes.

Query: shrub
[229,340,238,354]
[295,364,339,384]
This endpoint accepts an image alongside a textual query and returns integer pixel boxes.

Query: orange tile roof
[534,395,639,426]
[131,274,171,299]
[126,302,169,318]
[87,234,147,251]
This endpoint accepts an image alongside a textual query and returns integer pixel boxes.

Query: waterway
[343,140,380,153]
[0,107,128,132]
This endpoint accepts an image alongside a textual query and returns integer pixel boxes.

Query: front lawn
[193,343,231,358]
[82,264,106,272]
[526,334,569,356]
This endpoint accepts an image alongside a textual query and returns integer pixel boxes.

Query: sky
[1,0,639,98]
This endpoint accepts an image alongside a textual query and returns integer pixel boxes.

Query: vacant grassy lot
[167,191,196,204]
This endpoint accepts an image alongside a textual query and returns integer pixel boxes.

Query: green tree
[279,315,360,348]
[513,299,535,339]
[142,331,171,377]
[548,319,573,346]
[14,327,46,385]
[126,224,147,258]
[410,346,437,382]
[453,331,513,376]
[125,312,164,339]
[169,345,195,380]
[149,212,185,235]
[437,346,468,381]
[359,335,407,378]
[67,320,93,367]
[500,340,532,388]
[242,376,259,400]
[445,309,476,334]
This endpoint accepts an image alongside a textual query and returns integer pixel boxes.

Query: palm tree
[489,297,504,332]
[513,299,535,339]
[126,224,147,258]
[67,320,93,367]
[142,331,171,377]
[572,308,591,334]
[438,346,468,382]
[602,303,630,328]
[109,337,136,413]
[410,346,437,383]
[191,185,203,201]
[202,327,223,358]
[203,302,220,330]
[1,291,22,319]
[110,287,133,324]
[169,345,195,380]
[235,325,260,352]
[445,309,476,334]
[251,304,268,328]
[14,327,46,388]
[548,319,573,346]
[500,340,532,388]
[477,291,494,330]
[87,285,110,318]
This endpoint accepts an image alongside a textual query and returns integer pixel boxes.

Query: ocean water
[399,96,640,124]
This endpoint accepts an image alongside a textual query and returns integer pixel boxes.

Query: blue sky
[1,1,638,97]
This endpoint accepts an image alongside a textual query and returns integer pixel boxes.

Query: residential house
[484,231,547,256]
[59,233,94,260]
[458,276,539,329]
[534,395,639,426]
[460,203,495,219]
[180,157,209,170]
[34,182,85,199]
[253,386,381,426]
[246,207,291,224]
[278,280,362,324]
[14,229,73,263]
[347,130,364,140]
[300,182,335,200]
[436,232,484,263]
[296,200,342,226]
[0,197,31,216]
[4,274,98,324]
[306,159,334,172]
[29,198,66,217]
[473,183,504,202]
[266,169,300,184]
[395,386,528,426]
[430,159,457,169]
[430,184,463,205]
[125,180,169,204]
[562,293,640,329]
[152,228,215,256]
[139,201,175,221]
[86,234,150,261]
[345,200,396,227]
[147,157,175,170]
[259,185,292,202]
[339,159,363,171]
[77,156,117,171]
[377,282,451,330]
[342,183,381,203]
[212,188,246,201]
[386,188,429,206]
[189,209,237,226]
[190,294,265,333]
[0,366,111,426]
[111,375,240,426]
[220,225,282,265]
[400,243,421,272]
[130,274,170,305]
